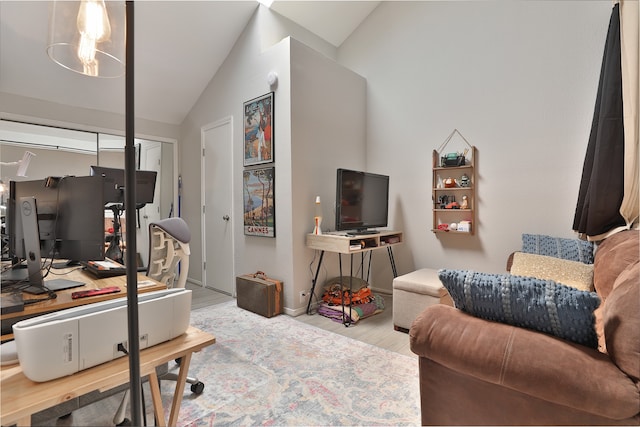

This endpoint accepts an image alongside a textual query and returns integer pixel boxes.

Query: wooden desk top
[306,230,403,254]
[1,267,166,341]
[1,325,215,426]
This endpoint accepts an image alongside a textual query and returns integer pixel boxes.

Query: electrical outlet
[113,341,128,358]
[299,290,308,304]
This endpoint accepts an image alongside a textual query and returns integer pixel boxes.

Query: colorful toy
[444,177,457,188]
[446,201,460,209]
[460,195,469,209]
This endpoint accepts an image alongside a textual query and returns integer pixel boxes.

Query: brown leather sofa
[409,230,639,425]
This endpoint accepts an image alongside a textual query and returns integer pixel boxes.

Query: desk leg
[18,415,31,426]
[168,352,193,426]
[148,371,166,426]
[387,246,398,278]
[307,250,325,315]
[347,253,354,327]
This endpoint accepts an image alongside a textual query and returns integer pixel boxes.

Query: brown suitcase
[236,271,283,318]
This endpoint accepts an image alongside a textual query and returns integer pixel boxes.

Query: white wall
[290,38,367,311]
[178,6,360,312]
[338,1,612,288]
[0,1,614,308]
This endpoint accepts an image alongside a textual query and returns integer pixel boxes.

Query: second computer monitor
[90,165,157,205]
[8,175,105,263]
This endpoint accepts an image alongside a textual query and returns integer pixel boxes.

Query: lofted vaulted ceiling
[0,1,380,126]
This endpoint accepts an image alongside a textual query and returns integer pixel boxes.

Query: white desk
[1,325,215,426]
[1,267,165,342]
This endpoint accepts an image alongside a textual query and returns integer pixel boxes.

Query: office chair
[114,217,203,425]
[147,217,191,288]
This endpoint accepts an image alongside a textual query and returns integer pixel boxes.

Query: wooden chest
[236,272,283,318]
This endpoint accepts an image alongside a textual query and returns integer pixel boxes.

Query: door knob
[222,215,230,221]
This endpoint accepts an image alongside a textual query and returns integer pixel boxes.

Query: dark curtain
[573,4,626,239]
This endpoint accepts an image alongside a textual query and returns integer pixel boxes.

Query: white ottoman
[392,268,444,332]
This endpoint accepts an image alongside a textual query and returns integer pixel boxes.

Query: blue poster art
[243,92,274,166]
[243,167,275,237]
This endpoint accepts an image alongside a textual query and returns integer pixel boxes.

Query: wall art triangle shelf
[432,129,476,235]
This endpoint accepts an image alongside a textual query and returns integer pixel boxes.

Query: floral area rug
[162,301,421,426]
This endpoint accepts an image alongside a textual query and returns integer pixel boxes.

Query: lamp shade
[47,0,125,78]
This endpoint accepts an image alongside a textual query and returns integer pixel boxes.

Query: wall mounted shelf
[432,130,476,235]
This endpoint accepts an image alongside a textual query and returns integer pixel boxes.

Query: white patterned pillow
[510,252,594,292]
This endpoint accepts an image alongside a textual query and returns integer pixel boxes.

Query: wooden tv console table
[305,230,403,325]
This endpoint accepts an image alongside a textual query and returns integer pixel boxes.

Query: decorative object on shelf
[243,92,274,166]
[441,152,466,167]
[460,195,469,209]
[243,167,275,237]
[458,221,472,232]
[446,201,460,209]
[432,129,476,235]
[438,195,449,209]
[313,196,323,235]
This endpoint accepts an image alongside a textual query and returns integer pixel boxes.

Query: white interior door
[202,117,234,295]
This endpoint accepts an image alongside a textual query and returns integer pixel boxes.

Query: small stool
[392,268,444,332]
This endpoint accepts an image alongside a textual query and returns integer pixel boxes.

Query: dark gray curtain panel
[573,4,625,240]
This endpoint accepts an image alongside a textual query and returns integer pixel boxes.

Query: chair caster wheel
[191,381,204,394]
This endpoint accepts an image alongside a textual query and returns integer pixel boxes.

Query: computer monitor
[5,176,105,293]
[89,165,157,206]
[89,165,158,264]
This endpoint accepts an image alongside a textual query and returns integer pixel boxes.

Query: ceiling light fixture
[47,0,125,78]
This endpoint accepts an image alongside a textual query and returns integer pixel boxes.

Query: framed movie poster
[243,92,274,166]
[243,167,275,237]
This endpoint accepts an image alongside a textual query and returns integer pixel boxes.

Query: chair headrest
[150,217,191,244]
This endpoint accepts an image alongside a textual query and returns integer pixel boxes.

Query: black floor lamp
[124,2,143,425]
[48,1,143,424]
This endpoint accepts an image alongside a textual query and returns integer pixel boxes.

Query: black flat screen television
[335,168,389,234]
